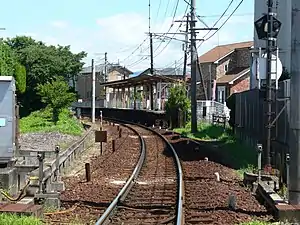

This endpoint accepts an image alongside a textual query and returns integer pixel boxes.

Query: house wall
[76,72,103,100]
[196,47,251,100]
[230,75,250,95]
[215,75,250,103]
[76,69,129,101]
[236,48,251,68]
[196,63,217,100]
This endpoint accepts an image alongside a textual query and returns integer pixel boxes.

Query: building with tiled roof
[196,41,253,102]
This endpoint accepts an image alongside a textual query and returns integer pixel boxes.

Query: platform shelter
[101,68,184,111]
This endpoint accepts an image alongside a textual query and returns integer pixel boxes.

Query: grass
[0,213,42,225]
[20,108,83,136]
[174,122,257,173]
[238,222,292,225]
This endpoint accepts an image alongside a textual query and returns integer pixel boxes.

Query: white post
[100,110,103,130]
[92,59,96,123]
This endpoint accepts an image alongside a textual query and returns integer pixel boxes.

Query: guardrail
[26,124,94,193]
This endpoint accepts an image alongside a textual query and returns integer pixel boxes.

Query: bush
[165,84,190,128]
[36,76,76,124]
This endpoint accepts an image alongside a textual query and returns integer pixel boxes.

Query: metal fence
[197,100,230,122]
[233,79,290,165]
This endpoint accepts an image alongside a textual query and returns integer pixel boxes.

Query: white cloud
[50,20,68,29]
[3,12,253,72]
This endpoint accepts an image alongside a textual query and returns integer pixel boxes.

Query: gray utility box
[0,76,15,164]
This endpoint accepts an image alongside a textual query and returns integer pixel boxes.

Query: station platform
[78,107,167,127]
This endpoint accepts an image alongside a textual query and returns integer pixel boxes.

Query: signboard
[95,130,107,143]
[251,54,283,80]
[254,15,281,40]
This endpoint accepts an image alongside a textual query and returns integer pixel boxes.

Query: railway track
[45,123,143,224]
[96,119,183,225]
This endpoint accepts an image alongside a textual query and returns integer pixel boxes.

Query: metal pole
[183,14,189,81]
[100,110,103,155]
[104,52,108,108]
[190,0,198,133]
[92,59,96,123]
[150,32,154,110]
[286,153,290,201]
[265,0,274,167]
[289,0,300,204]
[209,64,212,100]
[257,144,263,183]
[55,145,60,181]
[37,152,45,193]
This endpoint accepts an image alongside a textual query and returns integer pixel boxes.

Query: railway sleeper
[119,203,175,211]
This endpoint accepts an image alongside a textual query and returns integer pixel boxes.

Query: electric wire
[202,0,234,39]
[204,0,244,41]
[153,5,189,58]
[119,38,148,63]
[153,0,181,53]
[164,0,244,69]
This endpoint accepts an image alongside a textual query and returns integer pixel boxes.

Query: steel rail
[95,120,146,225]
[98,117,184,225]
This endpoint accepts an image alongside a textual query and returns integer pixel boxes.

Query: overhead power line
[199,12,253,18]
[164,0,245,69]
[153,0,181,54]
[204,0,244,41]
[202,0,234,39]
[119,38,148,63]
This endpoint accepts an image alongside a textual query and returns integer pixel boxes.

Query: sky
[0,0,254,72]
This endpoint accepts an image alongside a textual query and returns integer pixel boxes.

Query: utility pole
[289,0,300,205]
[265,0,275,167]
[91,59,96,123]
[148,0,154,110]
[183,14,189,80]
[190,0,198,133]
[150,32,154,75]
[149,32,154,110]
[104,52,108,107]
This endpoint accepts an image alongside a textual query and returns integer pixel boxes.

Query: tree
[165,84,190,128]
[0,40,26,93]
[7,36,86,116]
[37,77,76,124]
[14,63,26,94]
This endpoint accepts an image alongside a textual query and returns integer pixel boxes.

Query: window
[217,86,226,104]
[224,64,228,72]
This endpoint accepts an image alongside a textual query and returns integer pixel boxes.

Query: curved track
[45,123,143,224]
[96,118,184,225]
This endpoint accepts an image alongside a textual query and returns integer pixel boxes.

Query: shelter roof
[101,68,182,88]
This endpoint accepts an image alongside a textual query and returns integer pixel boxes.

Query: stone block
[0,167,17,195]
[35,192,61,209]
[51,181,65,192]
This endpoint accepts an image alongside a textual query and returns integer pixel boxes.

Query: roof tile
[199,41,253,63]
[216,67,250,84]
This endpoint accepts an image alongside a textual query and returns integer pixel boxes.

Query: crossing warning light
[254,15,281,40]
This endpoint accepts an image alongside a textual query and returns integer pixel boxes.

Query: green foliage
[278,67,290,81]
[174,122,257,170]
[238,222,281,225]
[132,90,143,101]
[0,40,27,93]
[165,84,190,125]
[37,77,76,123]
[14,63,26,93]
[6,36,86,117]
[0,213,42,225]
[20,108,83,136]
[0,40,16,76]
